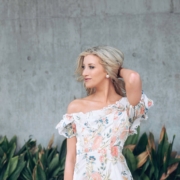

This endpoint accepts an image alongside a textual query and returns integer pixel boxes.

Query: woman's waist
[76,145,123,157]
[75,146,126,170]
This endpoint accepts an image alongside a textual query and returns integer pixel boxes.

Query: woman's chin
[85,84,95,89]
[86,86,92,89]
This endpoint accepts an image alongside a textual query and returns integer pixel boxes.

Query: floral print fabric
[56,93,153,180]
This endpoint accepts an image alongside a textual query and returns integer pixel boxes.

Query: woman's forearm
[64,160,75,180]
[64,132,77,180]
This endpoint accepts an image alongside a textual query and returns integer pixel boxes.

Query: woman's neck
[91,80,121,104]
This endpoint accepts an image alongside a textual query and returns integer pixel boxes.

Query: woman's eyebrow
[82,63,96,65]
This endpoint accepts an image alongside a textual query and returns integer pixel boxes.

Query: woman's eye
[89,66,95,69]
[81,65,85,69]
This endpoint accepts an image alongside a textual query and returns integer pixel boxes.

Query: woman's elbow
[128,72,141,85]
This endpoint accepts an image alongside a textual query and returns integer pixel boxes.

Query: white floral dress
[56,93,153,180]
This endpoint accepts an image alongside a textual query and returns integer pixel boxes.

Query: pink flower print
[113,112,119,120]
[148,100,152,107]
[66,114,72,120]
[91,172,102,180]
[99,148,106,155]
[99,155,105,163]
[105,109,113,115]
[110,136,116,147]
[120,130,128,140]
[84,148,89,153]
[101,117,106,122]
[92,136,102,150]
[140,106,145,115]
[111,146,119,157]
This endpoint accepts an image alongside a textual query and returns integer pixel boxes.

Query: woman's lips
[84,78,91,82]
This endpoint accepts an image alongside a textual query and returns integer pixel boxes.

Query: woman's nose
[82,67,88,76]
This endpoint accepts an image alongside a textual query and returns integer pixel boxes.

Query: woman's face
[82,54,107,88]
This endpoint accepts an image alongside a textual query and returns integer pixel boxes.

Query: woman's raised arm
[119,68,142,106]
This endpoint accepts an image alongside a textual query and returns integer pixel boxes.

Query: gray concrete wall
[0,0,180,151]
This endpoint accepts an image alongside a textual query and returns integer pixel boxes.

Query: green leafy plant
[123,126,180,180]
[0,135,66,180]
[0,136,26,180]
[147,127,180,180]
[19,135,66,180]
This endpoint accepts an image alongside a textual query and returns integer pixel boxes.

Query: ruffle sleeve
[56,114,76,138]
[127,92,153,135]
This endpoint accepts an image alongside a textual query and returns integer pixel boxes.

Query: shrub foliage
[0,135,66,180]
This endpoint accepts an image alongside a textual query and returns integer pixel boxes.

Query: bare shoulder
[67,99,85,114]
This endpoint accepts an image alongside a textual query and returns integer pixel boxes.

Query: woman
[56,46,153,180]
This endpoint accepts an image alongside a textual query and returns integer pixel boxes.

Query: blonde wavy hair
[76,46,126,97]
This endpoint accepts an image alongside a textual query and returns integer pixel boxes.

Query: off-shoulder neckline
[65,97,126,116]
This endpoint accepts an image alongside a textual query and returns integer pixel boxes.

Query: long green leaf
[9,161,26,180]
[123,148,137,173]
[59,139,67,161]
[0,147,4,157]
[47,148,57,165]
[162,134,175,177]
[3,156,18,179]
[0,167,6,180]
[7,143,16,161]
[141,173,150,180]
[20,164,33,180]
[140,159,150,177]
[48,154,59,174]
[9,136,17,149]
[33,164,46,180]
[0,136,8,152]
[149,148,159,179]
[51,165,62,177]
[0,152,7,169]
[26,148,36,171]
[169,158,180,165]
[133,133,148,156]
[157,127,166,167]
[8,154,26,180]
[149,165,155,179]
[39,151,46,172]
[51,157,66,178]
